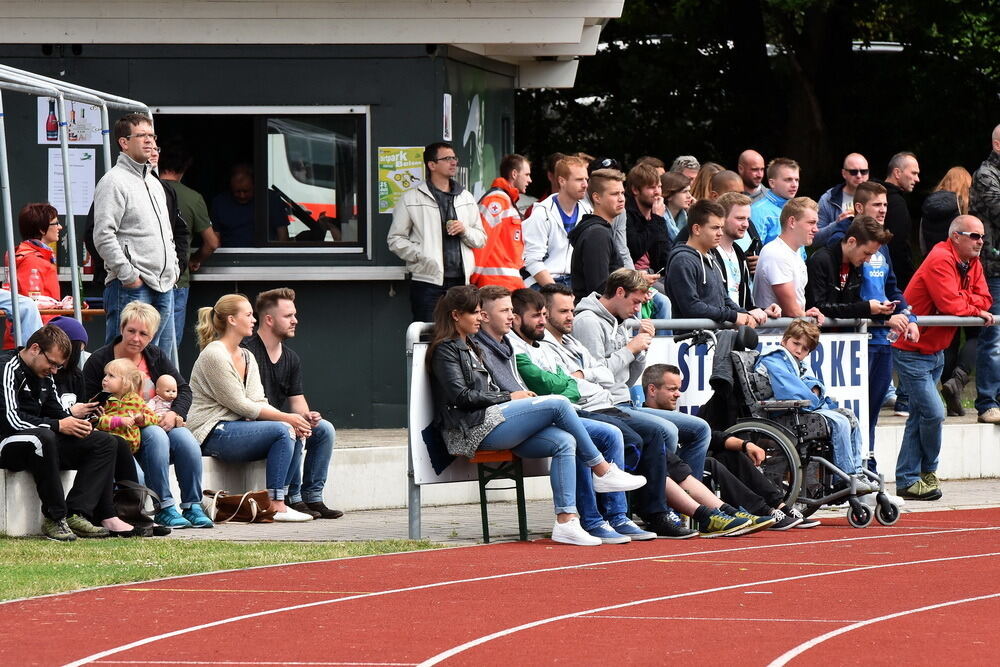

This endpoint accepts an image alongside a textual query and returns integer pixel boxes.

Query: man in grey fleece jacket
[93,113,179,351]
[573,269,712,480]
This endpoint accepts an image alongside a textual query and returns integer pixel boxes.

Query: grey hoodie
[471,330,524,393]
[572,293,644,405]
[665,244,745,322]
[93,153,179,292]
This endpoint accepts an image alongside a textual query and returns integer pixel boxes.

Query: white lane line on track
[587,616,863,623]
[60,527,997,667]
[768,592,1000,666]
[95,662,415,666]
[416,551,1000,666]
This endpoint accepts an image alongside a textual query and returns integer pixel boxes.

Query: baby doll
[96,358,159,454]
[147,375,183,425]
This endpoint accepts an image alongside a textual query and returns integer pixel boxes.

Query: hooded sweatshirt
[572,293,643,405]
[471,330,524,393]
[568,213,622,302]
[665,243,745,322]
[93,152,179,292]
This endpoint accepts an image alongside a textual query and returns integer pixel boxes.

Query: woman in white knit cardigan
[186,293,315,522]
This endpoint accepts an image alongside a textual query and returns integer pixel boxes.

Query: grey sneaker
[65,514,110,538]
[41,516,76,542]
[978,408,1000,424]
[786,506,821,528]
[920,471,940,490]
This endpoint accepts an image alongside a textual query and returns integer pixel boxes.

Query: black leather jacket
[429,338,511,433]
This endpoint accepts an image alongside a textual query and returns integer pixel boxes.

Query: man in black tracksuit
[805,216,896,320]
[568,168,626,302]
[0,325,119,541]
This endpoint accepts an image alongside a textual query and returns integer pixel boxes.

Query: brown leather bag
[203,489,276,523]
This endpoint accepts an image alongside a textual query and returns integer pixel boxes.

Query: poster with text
[377,146,424,213]
[48,148,96,216]
[37,97,104,145]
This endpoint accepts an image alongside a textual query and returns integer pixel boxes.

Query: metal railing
[0,64,149,340]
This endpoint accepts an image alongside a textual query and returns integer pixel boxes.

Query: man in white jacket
[386,142,486,321]
[522,155,592,288]
[93,114,179,351]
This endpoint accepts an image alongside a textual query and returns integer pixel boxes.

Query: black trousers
[0,427,118,521]
[584,410,670,519]
[709,450,785,514]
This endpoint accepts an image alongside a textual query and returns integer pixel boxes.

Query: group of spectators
[0,111,341,542]
[391,127,1000,535]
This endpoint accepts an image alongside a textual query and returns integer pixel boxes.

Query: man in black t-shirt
[242,288,341,519]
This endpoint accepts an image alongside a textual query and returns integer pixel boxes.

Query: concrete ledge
[3,422,999,536]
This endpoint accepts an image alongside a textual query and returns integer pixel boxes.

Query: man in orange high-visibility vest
[471,154,532,290]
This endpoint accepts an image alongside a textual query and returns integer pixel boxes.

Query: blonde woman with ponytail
[187,294,314,521]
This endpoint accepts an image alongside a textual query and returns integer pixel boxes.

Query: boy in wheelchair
[755,320,875,493]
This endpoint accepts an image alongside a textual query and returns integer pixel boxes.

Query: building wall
[0,44,515,426]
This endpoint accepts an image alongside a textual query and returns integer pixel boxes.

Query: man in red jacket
[892,215,993,500]
[470,154,532,290]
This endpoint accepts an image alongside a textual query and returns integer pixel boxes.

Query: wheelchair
[680,329,900,528]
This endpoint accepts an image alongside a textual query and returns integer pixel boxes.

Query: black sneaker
[768,508,802,531]
[305,501,344,519]
[643,511,698,539]
[786,506,821,528]
[289,501,322,519]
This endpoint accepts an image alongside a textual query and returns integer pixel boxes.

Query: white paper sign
[47,148,96,216]
[37,97,104,145]
[642,333,871,449]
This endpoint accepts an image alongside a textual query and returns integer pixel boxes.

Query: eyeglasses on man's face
[39,349,65,371]
[434,155,458,163]
[844,168,869,176]
[126,132,158,142]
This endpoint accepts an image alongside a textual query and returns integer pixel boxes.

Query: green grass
[0,537,441,601]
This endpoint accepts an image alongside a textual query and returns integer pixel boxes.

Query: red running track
[1,508,999,666]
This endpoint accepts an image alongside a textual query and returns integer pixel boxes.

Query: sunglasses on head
[956,231,984,241]
[845,168,869,176]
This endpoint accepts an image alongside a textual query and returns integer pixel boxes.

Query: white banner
[642,333,871,449]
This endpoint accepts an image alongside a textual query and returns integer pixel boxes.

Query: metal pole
[99,104,112,173]
[56,94,83,321]
[0,91,23,344]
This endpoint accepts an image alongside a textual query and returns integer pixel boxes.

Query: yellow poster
[378,146,424,213]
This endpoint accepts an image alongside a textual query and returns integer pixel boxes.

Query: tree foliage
[515,0,1000,198]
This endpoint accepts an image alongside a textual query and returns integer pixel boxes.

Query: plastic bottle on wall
[27,269,42,298]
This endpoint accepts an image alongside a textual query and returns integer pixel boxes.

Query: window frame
[151,105,373,258]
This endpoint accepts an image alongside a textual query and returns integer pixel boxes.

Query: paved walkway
[168,478,1000,545]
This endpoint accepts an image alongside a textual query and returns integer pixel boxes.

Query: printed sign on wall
[37,97,103,145]
[377,146,424,214]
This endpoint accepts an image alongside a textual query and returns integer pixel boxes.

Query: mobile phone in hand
[89,391,112,406]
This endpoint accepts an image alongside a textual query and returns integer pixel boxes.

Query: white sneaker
[862,493,906,508]
[551,517,602,546]
[592,462,646,494]
[273,507,314,522]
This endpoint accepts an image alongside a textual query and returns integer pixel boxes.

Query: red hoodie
[3,240,61,349]
[471,177,526,290]
[894,239,991,354]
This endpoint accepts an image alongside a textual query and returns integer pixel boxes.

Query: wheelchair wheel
[724,419,802,506]
[847,500,874,528]
[875,494,900,526]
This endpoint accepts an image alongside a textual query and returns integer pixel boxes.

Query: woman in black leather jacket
[427,285,645,546]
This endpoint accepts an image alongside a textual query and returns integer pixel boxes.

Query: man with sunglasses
[93,113,179,356]
[388,142,486,321]
[892,215,992,501]
[817,153,870,230]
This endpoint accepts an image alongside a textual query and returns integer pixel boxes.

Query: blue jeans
[286,419,336,504]
[135,425,203,509]
[173,286,189,350]
[892,348,945,489]
[816,409,863,474]
[975,277,1000,414]
[625,406,711,481]
[104,279,176,359]
[480,396,604,515]
[575,419,627,531]
[0,289,43,345]
[201,420,303,500]
[868,344,894,455]
[649,290,672,336]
